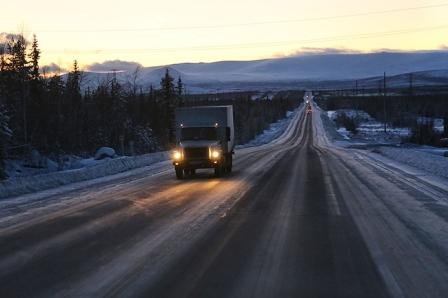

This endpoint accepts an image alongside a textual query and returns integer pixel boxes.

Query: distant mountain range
[77,51,448,93]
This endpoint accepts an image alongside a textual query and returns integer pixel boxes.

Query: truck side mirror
[226,127,231,141]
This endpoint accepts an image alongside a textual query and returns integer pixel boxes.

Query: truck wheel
[226,155,233,173]
[214,166,222,177]
[175,167,184,179]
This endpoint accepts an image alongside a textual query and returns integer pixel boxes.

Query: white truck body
[175,106,234,153]
[172,105,235,178]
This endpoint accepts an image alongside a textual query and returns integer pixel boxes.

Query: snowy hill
[171,51,448,81]
[75,51,448,92]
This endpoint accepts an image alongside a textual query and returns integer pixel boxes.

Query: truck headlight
[211,150,220,159]
[173,150,182,160]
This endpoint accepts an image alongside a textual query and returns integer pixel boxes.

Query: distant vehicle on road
[305,100,312,114]
[172,106,235,179]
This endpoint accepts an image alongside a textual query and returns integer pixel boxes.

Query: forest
[0,34,299,179]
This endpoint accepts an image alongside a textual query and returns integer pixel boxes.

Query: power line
[44,23,448,54]
[20,3,448,33]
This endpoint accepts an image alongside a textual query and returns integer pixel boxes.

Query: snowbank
[0,152,168,199]
[94,147,116,160]
[236,109,297,148]
[320,107,448,179]
[374,146,448,179]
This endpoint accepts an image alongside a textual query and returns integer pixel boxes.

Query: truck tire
[175,167,184,179]
[214,166,222,177]
[225,155,233,173]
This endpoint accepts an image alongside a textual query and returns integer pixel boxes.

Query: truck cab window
[181,127,218,141]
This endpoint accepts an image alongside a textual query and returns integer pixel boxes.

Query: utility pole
[409,73,413,97]
[215,88,220,101]
[383,72,387,133]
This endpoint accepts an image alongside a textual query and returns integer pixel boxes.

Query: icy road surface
[1,92,448,297]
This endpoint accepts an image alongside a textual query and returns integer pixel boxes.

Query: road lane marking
[313,146,342,216]
[321,162,342,216]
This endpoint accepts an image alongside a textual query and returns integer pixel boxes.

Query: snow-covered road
[1,93,448,297]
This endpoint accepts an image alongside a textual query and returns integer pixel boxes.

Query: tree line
[0,34,300,179]
[184,91,301,145]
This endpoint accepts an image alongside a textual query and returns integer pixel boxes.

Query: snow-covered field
[372,146,448,179]
[327,109,411,144]
[417,117,445,133]
[322,108,448,179]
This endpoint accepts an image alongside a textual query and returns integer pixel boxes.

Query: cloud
[274,47,448,59]
[41,63,67,75]
[86,60,142,72]
[275,47,362,58]
[373,48,448,54]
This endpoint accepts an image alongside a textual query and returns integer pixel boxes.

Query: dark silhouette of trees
[176,77,183,97]
[29,35,40,82]
[0,104,12,179]
[184,91,301,144]
[4,34,30,145]
[0,33,301,179]
[160,69,177,144]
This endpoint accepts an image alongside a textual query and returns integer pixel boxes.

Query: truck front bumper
[173,158,221,169]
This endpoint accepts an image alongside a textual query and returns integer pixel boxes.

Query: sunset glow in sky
[2,0,448,69]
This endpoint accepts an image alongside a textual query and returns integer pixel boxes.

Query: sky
[1,0,448,70]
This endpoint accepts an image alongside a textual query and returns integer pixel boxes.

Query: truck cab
[172,105,234,179]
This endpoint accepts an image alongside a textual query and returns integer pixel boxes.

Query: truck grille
[184,147,208,159]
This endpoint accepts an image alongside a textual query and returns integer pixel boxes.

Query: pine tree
[28,35,40,82]
[46,74,65,151]
[66,60,81,96]
[0,104,12,179]
[176,76,184,107]
[176,76,183,97]
[64,60,83,151]
[160,68,175,101]
[6,34,29,75]
[110,71,128,149]
[5,34,30,145]
[160,69,176,144]
[27,34,47,149]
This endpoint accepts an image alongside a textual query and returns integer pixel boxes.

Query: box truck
[171,105,235,179]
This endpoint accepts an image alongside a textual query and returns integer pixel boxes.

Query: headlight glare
[173,150,182,160]
[211,150,220,159]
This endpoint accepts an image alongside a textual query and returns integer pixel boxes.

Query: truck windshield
[181,127,217,141]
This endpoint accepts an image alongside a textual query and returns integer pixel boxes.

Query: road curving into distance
[1,92,448,297]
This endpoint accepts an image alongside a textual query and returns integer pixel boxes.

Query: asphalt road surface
[1,92,448,297]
